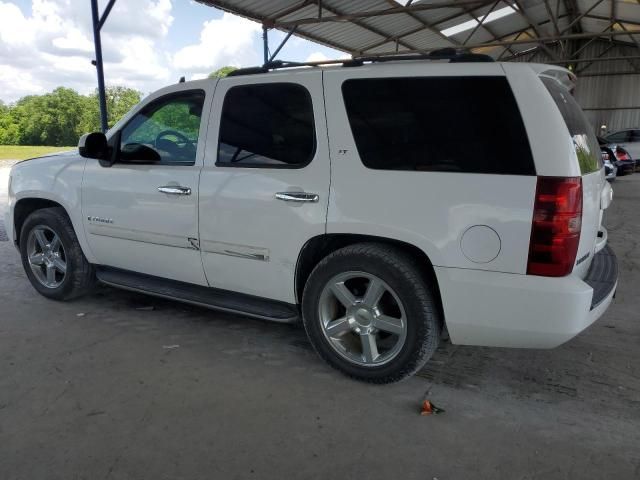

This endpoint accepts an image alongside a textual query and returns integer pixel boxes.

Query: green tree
[81,86,143,132]
[0,100,19,145]
[0,85,143,146]
[209,66,237,78]
[13,88,87,146]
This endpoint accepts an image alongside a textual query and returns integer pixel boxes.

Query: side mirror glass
[78,132,108,160]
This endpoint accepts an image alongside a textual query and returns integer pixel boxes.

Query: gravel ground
[1,164,639,480]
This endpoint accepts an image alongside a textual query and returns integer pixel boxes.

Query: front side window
[341,76,535,175]
[542,78,601,174]
[217,83,315,168]
[120,90,205,165]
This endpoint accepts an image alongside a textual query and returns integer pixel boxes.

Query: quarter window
[217,83,315,168]
[120,90,205,166]
[341,77,535,175]
[542,78,601,174]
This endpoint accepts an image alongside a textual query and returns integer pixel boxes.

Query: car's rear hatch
[540,76,611,279]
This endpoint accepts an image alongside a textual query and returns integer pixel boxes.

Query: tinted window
[605,131,630,143]
[542,78,601,174]
[217,83,315,168]
[341,77,535,175]
[120,90,205,165]
[630,130,640,141]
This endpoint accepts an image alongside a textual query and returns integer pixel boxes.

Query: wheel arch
[295,234,444,323]
[13,198,65,246]
[12,197,96,264]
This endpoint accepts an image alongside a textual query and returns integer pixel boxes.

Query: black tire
[302,243,441,383]
[20,207,96,300]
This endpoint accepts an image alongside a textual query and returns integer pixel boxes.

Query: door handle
[158,185,192,196]
[275,192,319,203]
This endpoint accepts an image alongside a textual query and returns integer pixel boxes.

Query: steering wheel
[155,130,192,150]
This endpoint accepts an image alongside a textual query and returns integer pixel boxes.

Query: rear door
[198,71,330,303]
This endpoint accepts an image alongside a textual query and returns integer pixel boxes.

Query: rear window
[541,77,601,174]
[341,76,535,175]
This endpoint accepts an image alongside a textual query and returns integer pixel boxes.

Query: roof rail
[227,48,493,77]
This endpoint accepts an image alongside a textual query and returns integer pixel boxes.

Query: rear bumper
[435,247,618,348]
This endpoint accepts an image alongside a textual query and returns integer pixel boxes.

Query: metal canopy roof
[196,0,640,63]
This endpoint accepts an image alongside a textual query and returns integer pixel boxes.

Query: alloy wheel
[318,271,407,367]
[26,225,67,289]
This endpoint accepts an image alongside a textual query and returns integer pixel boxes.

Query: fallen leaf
[420,400,445,416]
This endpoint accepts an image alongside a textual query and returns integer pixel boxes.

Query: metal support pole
[262,25,269,65]
[268,27,297,62]
[91,0,108,133]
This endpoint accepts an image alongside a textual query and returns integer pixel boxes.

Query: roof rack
[227,48,494,77]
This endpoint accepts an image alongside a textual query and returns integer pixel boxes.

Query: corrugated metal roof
[197,0,640,60]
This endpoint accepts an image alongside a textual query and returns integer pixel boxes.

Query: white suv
[4,54,618,383]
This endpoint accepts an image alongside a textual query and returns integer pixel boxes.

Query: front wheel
[302,243,441,383]
[20,207,96,300]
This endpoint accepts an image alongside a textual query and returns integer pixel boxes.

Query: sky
[0,0,345,103]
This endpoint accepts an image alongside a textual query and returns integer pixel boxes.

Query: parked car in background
[604,129,640,163]
[598,136,634,175]
[602,153,617,181]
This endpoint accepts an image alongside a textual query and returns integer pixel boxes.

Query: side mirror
[78,132,108,160]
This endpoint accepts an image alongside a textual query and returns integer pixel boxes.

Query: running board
[96,267,299,323]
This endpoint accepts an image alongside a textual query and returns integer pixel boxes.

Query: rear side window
[542,77,601,174]
[341,77,535,175]
[217,83,315,168]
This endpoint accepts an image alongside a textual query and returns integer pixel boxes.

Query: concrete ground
[1,162,639,480]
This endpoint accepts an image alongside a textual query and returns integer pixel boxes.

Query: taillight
[527,177,582,277]
[615,148,630,161]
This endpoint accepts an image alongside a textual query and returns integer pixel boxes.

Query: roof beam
[618,21,640,54]
[509,0,561,60]
[463,0,500,45]
[363,29,640,56]
[380,0,464,53]
[543,0,566,55]
[583,14,640,28]
[270,1,313,21]
[273,0,490,27]
[308,0,426,54]
[559,0,606,35]
[457,1,519,57]
[569,22,615,58]
[576,43,615,73]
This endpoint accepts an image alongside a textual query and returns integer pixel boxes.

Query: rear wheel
[302,243,441,383]
[20,208,96,300]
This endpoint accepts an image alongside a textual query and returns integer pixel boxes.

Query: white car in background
[4,54,618,383]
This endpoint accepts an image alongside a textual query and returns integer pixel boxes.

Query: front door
[82,85,213,285]
[198,71,330,303]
